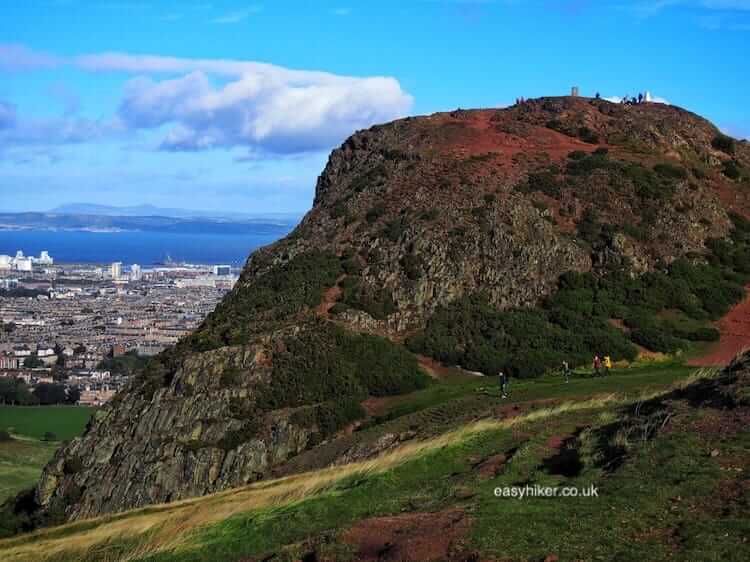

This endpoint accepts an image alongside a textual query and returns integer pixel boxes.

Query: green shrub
[568,150,587,160]
[408,293,636,379]
[0,429,11,442]
[722,160,741,180]
[291,398,366,441]
[653,163,688,180]
[566,153,612,176]
[523,169,564,196]
[331,202,348,219]
[420,209,439,221]
[712,133,736,154]
[630,327,682,353]
[578,126,599,144]
[366,204,386,224]
[383,218,407,242]
[259,320,427,413]
[329,303,349,315]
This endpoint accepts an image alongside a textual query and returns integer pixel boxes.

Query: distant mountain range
[48,203,302,224]
[0,210,298,235]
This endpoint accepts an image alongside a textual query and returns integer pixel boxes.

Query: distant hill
[0,212,297,235]
[48,203,301,224]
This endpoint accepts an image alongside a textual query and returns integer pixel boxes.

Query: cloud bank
[0,46,414,156]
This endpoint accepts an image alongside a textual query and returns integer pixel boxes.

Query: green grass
[134,372,749,562]
[0,406,93,441]
[0,406,92,504]
[3,363,742,562]
[0,439,60,504]
[373,360,695,423]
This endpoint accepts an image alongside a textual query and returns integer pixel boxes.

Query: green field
[0,406,93,441]
[0,406,94,504]
[0,439,60,503]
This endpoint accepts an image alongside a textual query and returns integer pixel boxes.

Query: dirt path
[341,509,473,562]
[315,276,344,317]
[689,287,750,367]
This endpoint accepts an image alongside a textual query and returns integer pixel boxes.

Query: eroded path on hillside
[689,286,750,367]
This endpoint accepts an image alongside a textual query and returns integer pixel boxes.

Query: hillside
[9,96,750,527]
[1,356,748,561]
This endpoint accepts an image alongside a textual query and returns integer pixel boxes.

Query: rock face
[33,97,750,521]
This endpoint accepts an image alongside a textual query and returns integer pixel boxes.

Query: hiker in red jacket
[593,355,602,377]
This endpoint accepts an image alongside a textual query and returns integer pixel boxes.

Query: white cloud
[0,45,414,155]
[114,63,413,154]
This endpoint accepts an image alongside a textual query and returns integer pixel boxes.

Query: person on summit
[604,355,613,376]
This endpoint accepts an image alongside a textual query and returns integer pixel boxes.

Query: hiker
[604,355,612,376]
[562,360,571,383]
[595,92,601,99]
[593,355,602,377]
[499,370,508,398]
[637,93,644,104]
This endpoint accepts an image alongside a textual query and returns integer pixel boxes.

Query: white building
[0,255,11,271]
[130,264,142,281]
[111,262,122,279]
[13,257,33,272]
[37,251,53,265]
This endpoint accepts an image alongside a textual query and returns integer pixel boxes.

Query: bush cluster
[712,133,736,155]
[407,292,636,379]
[186,250,343,351]
[409,222,750,377]
[340,277,396,320]
[257,320,428,411]
[291,397,366,445]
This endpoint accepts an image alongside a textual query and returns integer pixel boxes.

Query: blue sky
[0,0,748,215]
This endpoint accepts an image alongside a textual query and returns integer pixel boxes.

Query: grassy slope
[0,407,93,504]
[0,406,93,441]
[4,361,740,562]
[0,439,60,504]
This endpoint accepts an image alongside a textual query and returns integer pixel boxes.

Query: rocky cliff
[31,96,750,521]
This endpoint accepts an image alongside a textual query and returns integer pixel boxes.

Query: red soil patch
[546,435,568,450]
[341,509,474,562]
[361,395,397,418]
[473,453,508,480]
[689,287,750,367]
[417,355,456,379]
[316,277,344,317]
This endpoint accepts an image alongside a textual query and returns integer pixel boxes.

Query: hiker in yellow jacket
[604,355,612,376]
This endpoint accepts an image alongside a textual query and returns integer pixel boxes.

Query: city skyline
[1,0,750,215]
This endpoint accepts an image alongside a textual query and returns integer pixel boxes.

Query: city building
[130,264,142,281]
[213,265,232,276]
[38,251,53,265]
[111,262,122,279]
